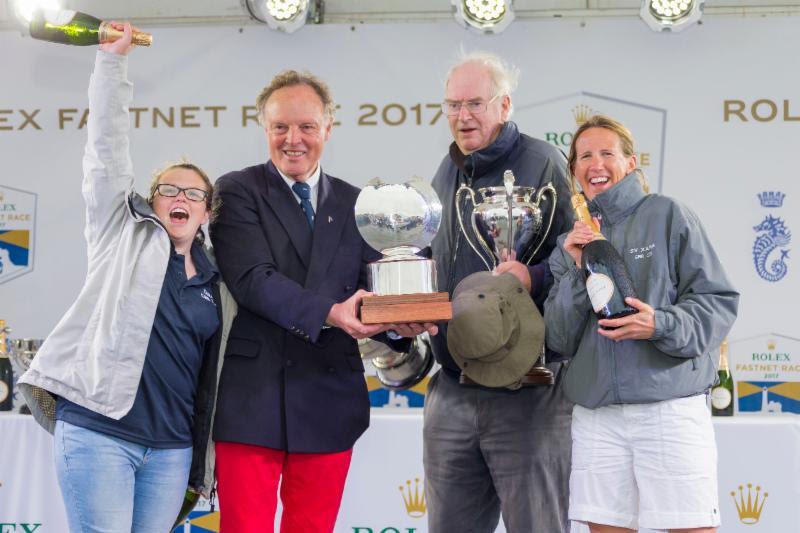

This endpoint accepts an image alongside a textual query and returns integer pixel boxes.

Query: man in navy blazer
[210,70,435,532]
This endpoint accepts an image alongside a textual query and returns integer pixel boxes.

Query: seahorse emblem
[752,215,791,282]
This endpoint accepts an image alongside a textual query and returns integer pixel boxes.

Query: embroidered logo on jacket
[628,243,655,260]
[200,288,216,305]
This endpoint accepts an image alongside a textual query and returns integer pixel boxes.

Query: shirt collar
[278,164,321,196]
[170,241,219,285]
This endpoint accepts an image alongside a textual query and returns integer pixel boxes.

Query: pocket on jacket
[224,337,260,358]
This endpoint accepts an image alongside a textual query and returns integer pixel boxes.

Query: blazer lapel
[305,172,349,289]
[261,162,313,268]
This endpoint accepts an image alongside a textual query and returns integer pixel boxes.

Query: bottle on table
[0,320,13,412]
[29,10,152,47]
[571,193,638,325]
[711,339,734,416]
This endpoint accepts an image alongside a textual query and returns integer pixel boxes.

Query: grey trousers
[423,362,573,533]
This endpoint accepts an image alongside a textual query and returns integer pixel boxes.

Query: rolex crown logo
[730,483,768,524]
[767,339,776,351]
[757,191,786,208]
[572,104,594,126]
[399,477,426,518]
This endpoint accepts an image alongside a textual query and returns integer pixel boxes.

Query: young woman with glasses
[20,23,234,532]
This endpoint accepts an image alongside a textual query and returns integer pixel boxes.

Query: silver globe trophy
[455,170,557,385]
[354,176,452,324]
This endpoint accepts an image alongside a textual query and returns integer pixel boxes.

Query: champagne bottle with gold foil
[571,194,638,324]
[0,320,13,412]
[29,10,152,47]
[711,340,734,416]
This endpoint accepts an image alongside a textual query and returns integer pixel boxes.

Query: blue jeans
[54,420,192,533]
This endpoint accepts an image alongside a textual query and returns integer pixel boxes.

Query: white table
[2,412,798,532]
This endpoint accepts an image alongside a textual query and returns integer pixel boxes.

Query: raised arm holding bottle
[19,23,230,533]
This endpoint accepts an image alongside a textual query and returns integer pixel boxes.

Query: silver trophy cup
[9,338,43,413]
[456,170,557,270]
[454,169,557,385]
[355,176,452,324]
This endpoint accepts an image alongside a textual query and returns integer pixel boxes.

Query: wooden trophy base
[519,362,555,385]
[360,292,452,325]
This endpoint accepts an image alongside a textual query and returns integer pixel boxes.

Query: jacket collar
[260,160,349,284]
[304,175,350,290]
[588,171,648,225]
[261,161,314,267]
[449,121,519,180]
[127,192,159,222]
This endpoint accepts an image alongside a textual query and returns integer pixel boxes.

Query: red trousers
[215,441,353,533]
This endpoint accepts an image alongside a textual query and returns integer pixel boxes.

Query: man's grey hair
[256,69,336,126]
[445,51,520,118]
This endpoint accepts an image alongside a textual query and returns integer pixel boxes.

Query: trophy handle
[522,183,558,265]
[455,185,494,271]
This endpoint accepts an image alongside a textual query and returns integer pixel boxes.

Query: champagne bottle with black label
[29,10,152,47]
[711,339,734,416]
[571,194,638,323]
[0,320,13,412]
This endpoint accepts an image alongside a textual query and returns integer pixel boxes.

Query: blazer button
[344,285,353,291]
[286,360,294,367]
[328,367,336,373]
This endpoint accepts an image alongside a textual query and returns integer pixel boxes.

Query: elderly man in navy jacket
[424,52,574,533]
[210,70,435,532]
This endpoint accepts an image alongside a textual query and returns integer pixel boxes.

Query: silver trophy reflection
[455,170,557,385]
[358,334,433,391]
[355,176,452,324]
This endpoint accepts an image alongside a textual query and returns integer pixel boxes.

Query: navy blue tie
[292,181,315,231]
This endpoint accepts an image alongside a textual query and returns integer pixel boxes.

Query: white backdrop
[1,16,798,342]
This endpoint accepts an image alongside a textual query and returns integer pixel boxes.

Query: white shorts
[569,395,720,531]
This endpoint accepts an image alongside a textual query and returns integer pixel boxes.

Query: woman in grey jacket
[19,24,231,532]
[544,115,738,533]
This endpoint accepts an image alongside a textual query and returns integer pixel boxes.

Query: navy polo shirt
[57,242,219,448]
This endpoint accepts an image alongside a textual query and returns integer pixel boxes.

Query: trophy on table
[455,170,557,385]
[355,176,452,324]
[8,336,44,414]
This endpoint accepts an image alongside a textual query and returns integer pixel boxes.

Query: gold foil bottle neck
[99,22,153,47]
[570,193,602,236]
[0,320,7,356]
[719,339,730,370]
[131,32,153,46]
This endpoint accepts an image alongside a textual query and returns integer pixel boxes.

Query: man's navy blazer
[210,161,379,453]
